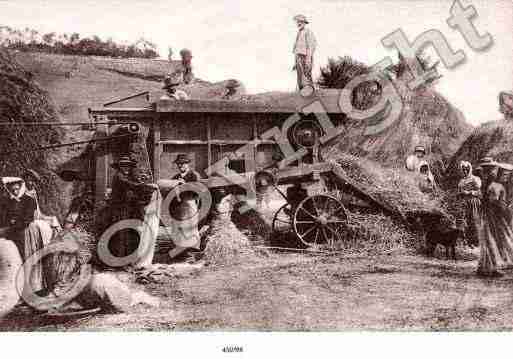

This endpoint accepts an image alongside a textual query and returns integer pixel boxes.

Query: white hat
[1,177,23,185]
[293,14,309,24]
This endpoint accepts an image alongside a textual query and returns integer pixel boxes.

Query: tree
[317,56,382,111]
[70,32,80,44]
[42,32,56,46]
[318,56,370,89]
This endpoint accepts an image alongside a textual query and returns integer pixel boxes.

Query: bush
[0,48,66,217]
[0,26,159,59]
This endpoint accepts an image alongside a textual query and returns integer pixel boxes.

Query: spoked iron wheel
[293,194,347,250]
[272,203,293,234]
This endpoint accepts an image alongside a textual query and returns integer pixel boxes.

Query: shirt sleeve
[307,29,317,54]
[189,171,202,182]
[14,196,36,231]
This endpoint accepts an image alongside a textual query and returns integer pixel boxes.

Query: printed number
[222,346,243,353]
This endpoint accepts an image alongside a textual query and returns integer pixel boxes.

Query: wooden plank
[90,108,154,115]
[156,99,277,114]
[275,162,332,184]
[158,139,276,145]
[104,91,150,107]
[159,140,208,145]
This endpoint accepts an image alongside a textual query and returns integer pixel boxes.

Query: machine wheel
[272,203,293,234]
[293,194,347,249]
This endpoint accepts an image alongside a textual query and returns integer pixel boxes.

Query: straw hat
[179,48,193,58]
[1,177,23,185]
[174,154,191,164]
[163,72,182,88]
[111,155,137,169]
[293,14,309,24]
[225,79,241,89]
[498,162,513,171]
[478,156,498,167]
[414,145,426,154]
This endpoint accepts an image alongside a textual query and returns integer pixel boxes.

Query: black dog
[425,227,465,260]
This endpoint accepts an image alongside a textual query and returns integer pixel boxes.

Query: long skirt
[479,202,513,273]
[0,239,23,315]
[464,196,482,247]
[10,222,48,294]
[295,54,313,90]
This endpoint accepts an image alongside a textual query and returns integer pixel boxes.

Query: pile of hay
[342,212,419,254]
[325,148,449,216]
[0,48,66,217]
[203,209,255,267]
[446,118,513,188]
[230,200,272,245]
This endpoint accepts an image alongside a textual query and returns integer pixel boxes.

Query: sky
[0,0,511,125]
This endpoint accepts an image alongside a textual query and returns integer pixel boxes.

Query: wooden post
[207,116,212,169]
[153,117,161,181]
[94,122,109,212]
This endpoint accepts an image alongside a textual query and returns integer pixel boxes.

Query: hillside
[13,52,246,129]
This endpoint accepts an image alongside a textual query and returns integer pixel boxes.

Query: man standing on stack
[292,14,317,92]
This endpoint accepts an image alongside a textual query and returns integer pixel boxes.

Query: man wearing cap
[292,14,317,91]
[405,145,426,171]
[222,79,242,100]
[169,154,203,262]
[163,72,190,100]
[172,154,201,184]
[478,157,497,191]
[109,155,159,265]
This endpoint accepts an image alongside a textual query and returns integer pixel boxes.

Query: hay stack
[343,212,418,253]
[0,48,66,217]
[203,208,254,267]
[325,148,448,216]
[446,119,513,188]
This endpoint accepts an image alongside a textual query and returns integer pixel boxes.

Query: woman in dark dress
[0,177,47,293]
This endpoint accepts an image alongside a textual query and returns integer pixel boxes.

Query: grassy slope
[13,52,246,130]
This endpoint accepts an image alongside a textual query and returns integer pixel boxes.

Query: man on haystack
[292,14,317,92]
[163,72,190,100]
[179,48,194,85]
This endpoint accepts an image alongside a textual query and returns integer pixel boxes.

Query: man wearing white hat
[292,14,317,91]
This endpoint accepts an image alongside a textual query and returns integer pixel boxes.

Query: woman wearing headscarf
[0,177,48,293]
[24,169,60,242]
[417,160,438,194]
[479,161,513,276]
[458,161,482,248]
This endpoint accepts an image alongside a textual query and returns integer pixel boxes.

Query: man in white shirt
[292,14,317,91]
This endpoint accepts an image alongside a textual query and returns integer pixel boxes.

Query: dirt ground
[3,249,513,331]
